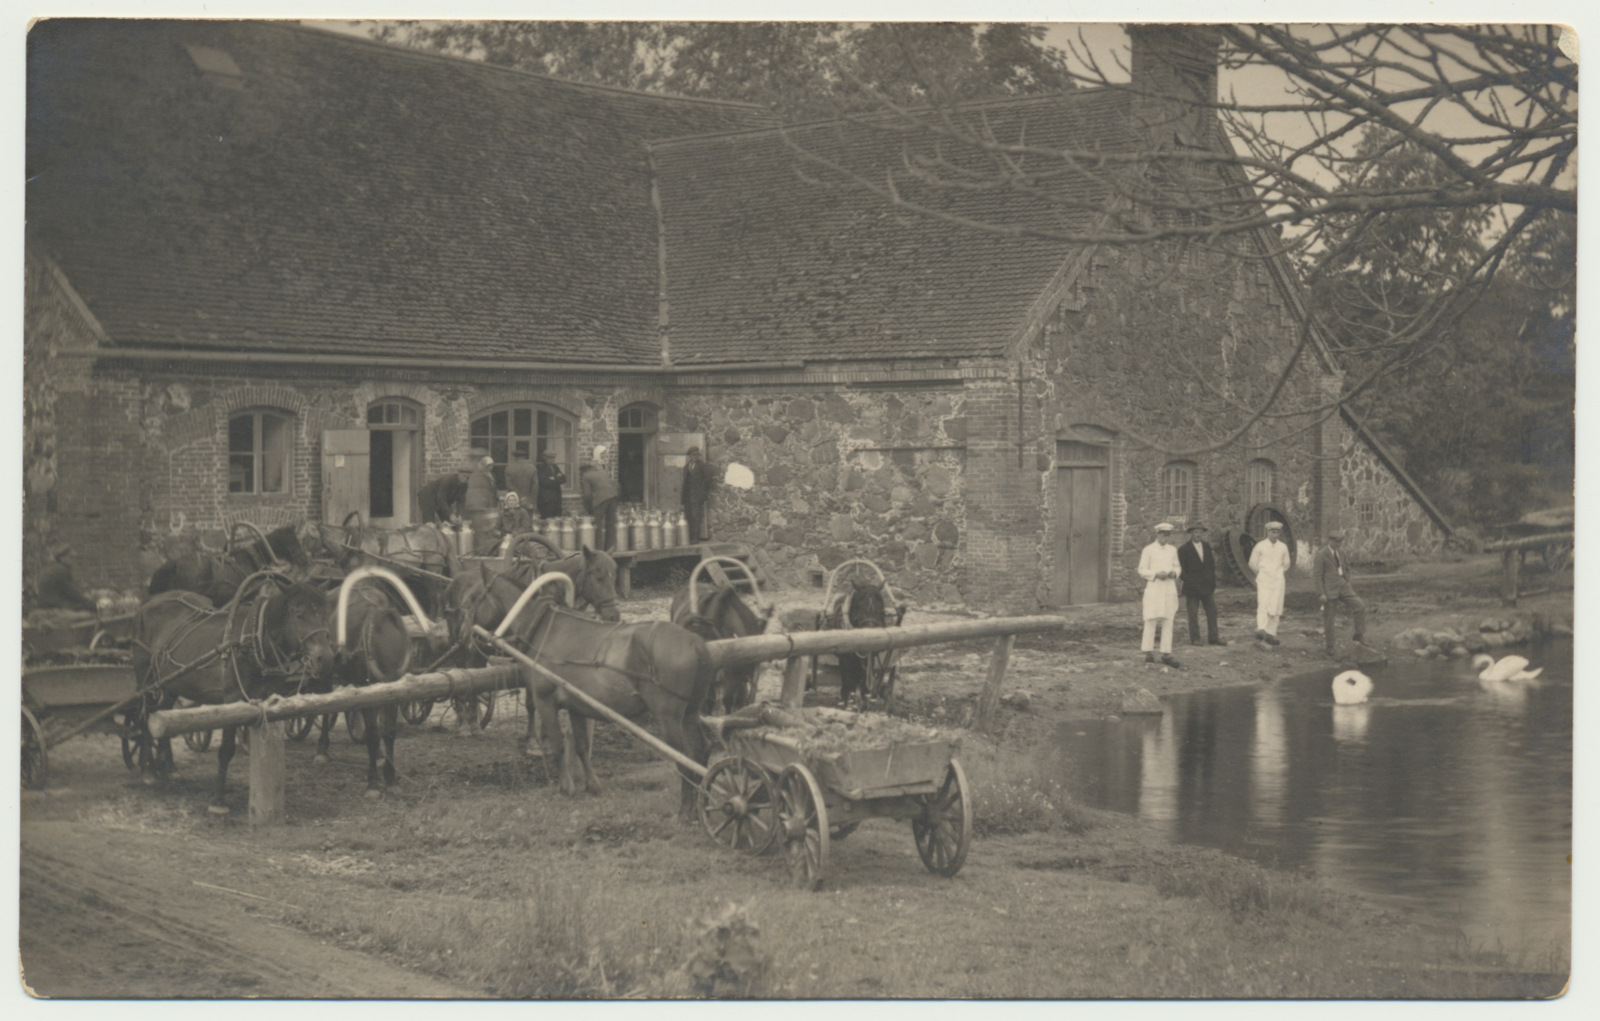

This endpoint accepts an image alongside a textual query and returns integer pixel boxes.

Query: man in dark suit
[1314,530,1368,657]
[1177,523,1227,646]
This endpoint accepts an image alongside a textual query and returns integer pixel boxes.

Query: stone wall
[1337,419,1447,560]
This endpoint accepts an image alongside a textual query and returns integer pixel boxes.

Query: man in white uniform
[1137,522,1183,667]
[1248,520,1292,645]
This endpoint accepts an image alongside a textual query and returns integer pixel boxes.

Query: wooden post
[780,657,808,710]
[974,634,1015,735]
[1502,548,1521,606]
[247,720,286,828]
[616,560,633,599]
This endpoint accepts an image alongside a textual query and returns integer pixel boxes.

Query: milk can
[457,521,474,558]
[648,511,665,550]
[675,511,690,547]
[617,509,633,552]
[578,515,596,551]
[629,512,646,552]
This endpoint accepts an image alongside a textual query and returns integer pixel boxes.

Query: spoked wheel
[184,729,214,753]
[285,715,314,742]
[345,710,366,743]
[22,708,48,791]
[778,764,830,891]
[911,759,972,877]
[120,717,142,773]
[698,757,781,855]
[401,699,436,726]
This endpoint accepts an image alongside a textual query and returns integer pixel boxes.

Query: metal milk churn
[646,511,662,550]
[675,511,690,547]
[457,521,474,557]
[629,512,645,551]
[617,509,633,551]
[558,516,575,552]
[578,515,596,550]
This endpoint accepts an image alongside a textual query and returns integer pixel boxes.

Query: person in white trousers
[1137,522,1183,667]
[1248,520,1292,645]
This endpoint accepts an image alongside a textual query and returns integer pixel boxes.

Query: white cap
[1266,521,1284,531]
[1154,522,1175,533]
[593,444,608,461]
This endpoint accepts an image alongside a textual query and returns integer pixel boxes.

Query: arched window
[470,404,575,487]
[1247,459,1276,506]
[229,408,291,494]
[1162,461,1196,519]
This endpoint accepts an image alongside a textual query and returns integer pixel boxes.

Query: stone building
[24,20,1450,610]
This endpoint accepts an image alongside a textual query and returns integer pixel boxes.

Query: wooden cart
[21,661,142,791]
[698,707,971,890]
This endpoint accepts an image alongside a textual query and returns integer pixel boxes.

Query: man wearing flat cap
[1248,520,1291,645]
[1177,523,1226,646]
[35,543,97,613]
[681,445,714,542]
[463,449,500,554]
[1314,530,1368,656]
[1137,522,1183,667]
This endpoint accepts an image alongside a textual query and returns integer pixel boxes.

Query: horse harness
[517,598,692,704]
[142,585,327,704]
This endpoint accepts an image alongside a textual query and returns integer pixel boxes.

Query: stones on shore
[1118,686,1163,715]
[1393,611,1573,659]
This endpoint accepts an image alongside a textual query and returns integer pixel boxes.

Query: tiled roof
[26,20,772,363]
[652,90,1141,364]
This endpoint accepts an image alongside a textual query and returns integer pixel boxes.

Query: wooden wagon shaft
[1483,531,1574,552]
[474,626,708,779]
[145,664,520,738]
[706,614,1066,669]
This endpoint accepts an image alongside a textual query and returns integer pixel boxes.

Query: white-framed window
[470,404,575,485]
[228,408,291,494]
[1162,461,1195,519]
[1247,459,1275,506]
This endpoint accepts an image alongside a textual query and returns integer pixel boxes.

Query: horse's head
[265,582,337,683]
[576,546,621,622]
[266,523,313,571]
[845,580,888,629]
[710,584,769,638]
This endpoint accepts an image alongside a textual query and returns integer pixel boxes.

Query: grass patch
[1153,860,1357,923]
[961,742,1095,837]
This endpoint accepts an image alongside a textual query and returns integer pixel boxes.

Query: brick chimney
[1126,24,1221,149]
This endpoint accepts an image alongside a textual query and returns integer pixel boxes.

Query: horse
[147,522,312,603]
[668,557,773,715]
[439,543,621,737]
[834,580,905,708]
[129,574,336,812]
[495,585,714,821]
[307,570,417,797]
[307,512,459,617]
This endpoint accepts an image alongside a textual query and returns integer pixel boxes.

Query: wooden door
[1053,440,1110,605]
[321,429,370,526]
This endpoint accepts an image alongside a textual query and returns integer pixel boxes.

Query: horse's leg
[518,684,543,758]
[380,704,398,789]
[210,727,237,814]
[454,694,480,736]
[838,655,860,707]
[314,713,334,765]
[363,707,384,798]
[571,715,602,796]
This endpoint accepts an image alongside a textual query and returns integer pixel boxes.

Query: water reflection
[1049,641,1572,959]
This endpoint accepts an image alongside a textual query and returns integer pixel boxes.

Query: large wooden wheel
[778,764,830,891]
[285,715,314,742]
[912,759,972,877]
[22,708,48,791]
[698,757,781,855]
[401,699,436,725]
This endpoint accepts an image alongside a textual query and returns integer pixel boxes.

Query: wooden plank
[1502,548,1521,606]
[708,615,1065,669]
[974,634,1016,735]
[147,665,521,738]
[247,721,286,828]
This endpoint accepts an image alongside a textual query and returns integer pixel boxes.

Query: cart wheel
[829,822,862,841]
[778,764,830,891]
[912,759,972,877]
[345,710,366,743]
[23,708,48,791]
[184,729,214,753]
[285,715,314,742]
[401,699,436,726]
[698,757,780,855]
[121,725,141,772]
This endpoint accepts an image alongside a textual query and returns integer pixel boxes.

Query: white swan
[1471,654,1543,683]
[1331,669,1373,705]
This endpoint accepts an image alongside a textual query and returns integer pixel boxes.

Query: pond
[1046,640,1572,963]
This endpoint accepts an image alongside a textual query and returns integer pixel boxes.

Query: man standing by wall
[579,455,620,552]
[463,449,500,554]
[1248,520,1291,645]
[505,448,539,520]
[1315,530,1368,657]
[1177,523,1226,646]
[417,470,469,525]
[536,450,566,521]
[1137,522,1183,667]
[682,445,714,542]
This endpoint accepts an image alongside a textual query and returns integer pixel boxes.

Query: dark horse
[496,588,714,821]
[834,580,905,708]
[310,572,416,797]
[668,557,773,715]
[130,575,335,812]
[147,522,313,603]
[440,544,621,738]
